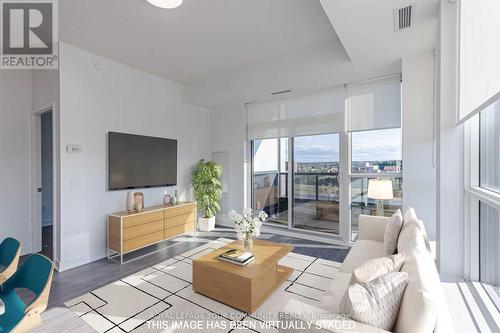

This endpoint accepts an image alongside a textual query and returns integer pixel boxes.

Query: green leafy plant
[192,159,222,218]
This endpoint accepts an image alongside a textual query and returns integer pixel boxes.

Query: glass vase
[242,233,253,252]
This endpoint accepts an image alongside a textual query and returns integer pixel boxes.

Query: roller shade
[459,0,500,123]
[247,87,345,140]
[346,77,401,132]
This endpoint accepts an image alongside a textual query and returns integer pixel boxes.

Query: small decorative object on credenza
[163,191,171,205]
[126,191,135,213]
[218,249,255,266]
[367,179,394,216]
[134,192,144,212]
[192,159,223,232]
[229,208,268,251]
[170,189,178,205]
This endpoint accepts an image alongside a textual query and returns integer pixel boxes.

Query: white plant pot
[198,216,216,232]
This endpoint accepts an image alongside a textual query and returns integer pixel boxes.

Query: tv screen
[108,132,177,191]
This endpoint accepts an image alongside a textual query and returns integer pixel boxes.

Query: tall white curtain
[346,76,401,132]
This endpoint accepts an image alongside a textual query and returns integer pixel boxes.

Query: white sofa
[279,208,452,333]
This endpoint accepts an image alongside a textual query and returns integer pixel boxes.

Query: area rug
[65,238,342,333]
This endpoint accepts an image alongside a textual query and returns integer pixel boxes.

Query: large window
[480,203,500,299]
[350,128,403,240]
[465,96,500,306]
[480,102,500,193]
[351,129,402,174]
[478,99,500,300]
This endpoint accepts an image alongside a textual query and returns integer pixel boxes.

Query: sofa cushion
[340,272,409,331]
[352,253,405,284]
[402,207,432,255]
[320,271,352,312]
[280,298,392,333]
[394,259,438,333]
[341,240,386,273]
[397,221,428,262]
[384,210,403,255]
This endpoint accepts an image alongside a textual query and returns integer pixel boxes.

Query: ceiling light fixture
[146,0,183,9]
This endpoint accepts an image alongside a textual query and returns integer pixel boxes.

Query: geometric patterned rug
[65,238,342,333]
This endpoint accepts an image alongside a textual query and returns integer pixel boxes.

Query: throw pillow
[351,253,405,284]
[340,271,409,331]
[384,209,403,255]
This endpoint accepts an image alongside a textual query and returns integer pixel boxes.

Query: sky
[294,129,402,162]
[254,129,402,171]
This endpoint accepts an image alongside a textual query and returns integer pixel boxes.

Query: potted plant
[192,159,222,232]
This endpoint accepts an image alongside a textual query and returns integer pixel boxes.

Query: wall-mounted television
[108,132,177,191]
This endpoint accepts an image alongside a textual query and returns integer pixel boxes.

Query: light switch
[67,145,82,154]
[70,178,80,190]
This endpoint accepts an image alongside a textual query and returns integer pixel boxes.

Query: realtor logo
[1,0,58,69]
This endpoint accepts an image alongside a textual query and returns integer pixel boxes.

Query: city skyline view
[254,129,402,172]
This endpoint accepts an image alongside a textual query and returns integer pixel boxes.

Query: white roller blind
[247,87,345,140]
[346,77,401,132]
[459,0,500,123]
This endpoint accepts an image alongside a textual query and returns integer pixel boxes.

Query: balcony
[253,172,403,238]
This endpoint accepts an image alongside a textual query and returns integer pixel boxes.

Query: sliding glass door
[292,134,340,234]
[252,138,288,226]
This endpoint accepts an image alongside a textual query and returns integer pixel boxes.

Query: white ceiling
[60,0,344,84]
[60,0,439,108]
[185,0,439,107]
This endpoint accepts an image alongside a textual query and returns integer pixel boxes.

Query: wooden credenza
[107,201,196,263]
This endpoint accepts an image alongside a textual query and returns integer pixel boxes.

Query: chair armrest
[279,299,391,333]
[357,215,389,243]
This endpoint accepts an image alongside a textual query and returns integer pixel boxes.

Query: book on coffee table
[219,255,255,266]
[219,249,254,266]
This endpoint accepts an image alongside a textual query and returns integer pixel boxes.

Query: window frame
[464,110,500,301]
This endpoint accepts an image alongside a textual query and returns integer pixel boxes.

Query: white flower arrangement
[229,208,268,240]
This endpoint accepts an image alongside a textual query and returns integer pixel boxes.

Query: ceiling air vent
[394,5,413,32]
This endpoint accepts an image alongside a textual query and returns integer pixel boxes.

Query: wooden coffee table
[193,239,294,313]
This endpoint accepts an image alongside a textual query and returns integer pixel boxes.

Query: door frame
[250,134,349,243]
[31,103,57,264]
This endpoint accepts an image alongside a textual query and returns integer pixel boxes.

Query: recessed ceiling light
[146,0,183,9]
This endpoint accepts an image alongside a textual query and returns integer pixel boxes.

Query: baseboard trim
[58,248,107,272]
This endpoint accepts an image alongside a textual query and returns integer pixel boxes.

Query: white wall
[0,70,33,254]
[211,103,247,226]
[58,43,211,270]
[437,0,463,276]
[402,50,437,239]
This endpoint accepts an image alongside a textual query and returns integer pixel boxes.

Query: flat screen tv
[108,132,177,191]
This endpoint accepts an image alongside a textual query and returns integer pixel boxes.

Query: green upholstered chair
[0,238,21,284]
[0,254,54,333]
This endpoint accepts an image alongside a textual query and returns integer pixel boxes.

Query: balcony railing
[253,171,340,208]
